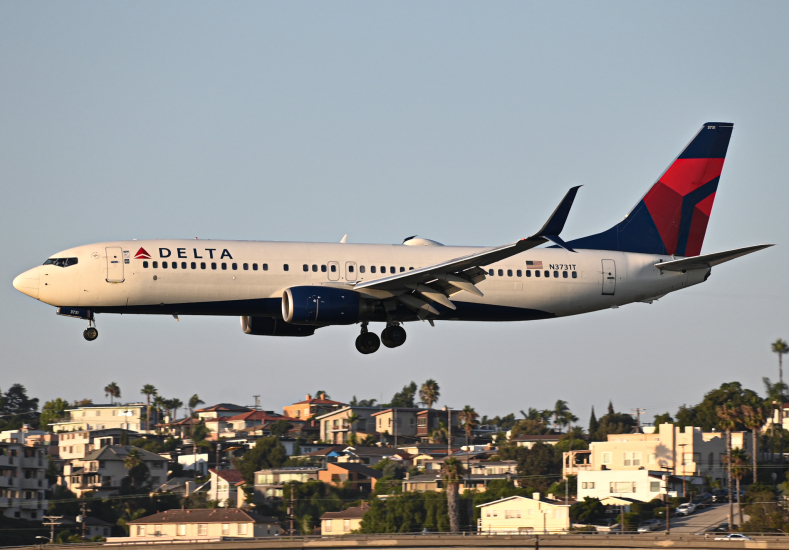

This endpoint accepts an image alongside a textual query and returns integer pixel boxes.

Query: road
[669,503,745,533]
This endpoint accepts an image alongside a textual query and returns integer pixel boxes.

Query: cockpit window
[43,257,78,267]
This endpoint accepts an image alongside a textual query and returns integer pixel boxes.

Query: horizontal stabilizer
[655,244,773,272]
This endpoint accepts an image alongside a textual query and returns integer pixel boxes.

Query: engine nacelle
[282,286,366,325]
[240,316,315,337]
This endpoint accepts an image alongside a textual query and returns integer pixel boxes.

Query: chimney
[548,493,555,500]
[320,393,325,400]
[533,492,540,501]
[306,394,311,401]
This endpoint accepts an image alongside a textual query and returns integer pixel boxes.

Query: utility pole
[253,395,260,411]
[78,501,89,541]
[631,408,645,433]
[446,407,452,456]
[394,408,397,447]
[288,482,295,536]
[42,515,62,543]
[678,442,688,498]
[662,471,671,533]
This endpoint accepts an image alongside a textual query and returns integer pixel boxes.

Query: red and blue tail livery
[567,122,733,257]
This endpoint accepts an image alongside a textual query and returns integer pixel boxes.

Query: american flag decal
[526,260,543,269]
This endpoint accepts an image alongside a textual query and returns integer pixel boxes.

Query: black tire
[381,327,396,348]
[355,334,370,354]
[387,325,406,347]
[362,332,380,354]
[84,327,98,341]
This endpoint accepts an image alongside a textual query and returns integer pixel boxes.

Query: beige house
[118,509,280,541]
[208,469,245,507]
[60,445,168,497]
[284,394,346,420]
[564,423,749,489]
[320,503,369,535]
[0,441,49,520]
[50,404,145,433]
[317,407,379,444]
[477,494,571,534]
[194,403,251,421]
[58,428,138,460]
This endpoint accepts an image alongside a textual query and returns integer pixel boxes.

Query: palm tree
[430,420,449,445]
[458,406,479,443]
[717,403,737,530]
[441,457,464,533]
[346,412,361,440]
[763,377,786,460]
[553,400,571,432]
[773,339,789,458]
[170,399,184,422]
[124,447,143,470]
[153,396,168,432]
[729,448,749,525]
[141,384,157,432]
[419,379,440,409]
[104,382,121,404]
[741,402,764,483]
[188,394,205,417]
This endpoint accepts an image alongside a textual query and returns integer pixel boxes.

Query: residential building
[205,411,302,438]
[563,424,749,490]
[576,469,686,503]
[511,434,562,449]
[320,503,370,535]
[371,408,425,442]
[416,408,461,442]
[316,407,380,445]
[403,462,517,493]
[156,417,199,439]
[208,469,245,507]
[0,440,49,520]
[477,494,571,534]
[318,462,382,492]
[60,445,168,497]
[58,428,139,460]
[284,394,346,420]
[118,509,280,541]
[254,467,321,501]
[50,404,145,433]
[59,516,114,538]
[194,404,252,421]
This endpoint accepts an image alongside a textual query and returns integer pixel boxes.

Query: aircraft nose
[13,267,39,300]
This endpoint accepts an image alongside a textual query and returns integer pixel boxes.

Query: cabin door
[105,247,125,283]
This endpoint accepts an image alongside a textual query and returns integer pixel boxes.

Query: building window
[177,524,186,536]
[136,525,146,536]
[238,523,248,535]
[344,519,350,531]
[650,481,661,492]
[623,452,641,466]
[601,452,612,465]
[154,525,162,535]
[325,520,332,532]
[198,524,207,536]
[222,523,229,535]
[610,481,636,493]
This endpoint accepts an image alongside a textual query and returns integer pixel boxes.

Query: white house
[477,494,571,534]
[577,469,688,503]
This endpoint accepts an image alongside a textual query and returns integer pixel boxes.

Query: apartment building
[0,440,49,520]
[61,445,168,497]
[316,407,379,444]
[50,404,145,433]
[371,408,424,442]
[283,394,346,420]
[58,428,139,460]
[415,408,461,442]
[253,467,321,501]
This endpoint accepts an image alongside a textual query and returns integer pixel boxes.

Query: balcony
[21,478,44,490]
[0,497,12,508]
[20,499,46,510]
[0,455,15,467]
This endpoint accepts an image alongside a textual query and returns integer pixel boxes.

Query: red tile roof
[210,468,245,485]
[129,508,277,524]
[290,397,346,406]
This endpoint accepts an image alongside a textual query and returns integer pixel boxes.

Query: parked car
[714,534,752,541]
[692,492,714,508]
[708,523,738,532]
[637,519,662,532]
[676,502,696,516]
[712,489,729,502]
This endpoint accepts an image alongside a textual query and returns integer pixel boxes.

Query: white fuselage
[15,239,707,322]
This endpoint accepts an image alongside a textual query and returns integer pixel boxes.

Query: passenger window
[221,263,226,270]
[252,263,258,271]
[231,263,237,270]
[263,263,268,271]
[321,265,327,272]
[371,266,376,274]
[303,264,308,272]
[400,267,405,272]
[143,261,149,268]
[525,270,530,277]
[312,265,318,272]
[201,262,206,269]
[153,261,158,268]
[489,269,494,276]
[563,271,568,278]
[544,271,549,277]
[507,269,512,277]
[409,267,414,270]
[535,270,540,277]
[553,271,558,278]
[211,262,217,270]
[498,269,503,276]
[390,267,395,274]
[517,270,522,277]
[349,265,355,273]
[330,265,336,273]
[360,266,365,274]
[243,263,249,270]
[572,271,577,278]
[191,262,196,269]
[284,264,289,271]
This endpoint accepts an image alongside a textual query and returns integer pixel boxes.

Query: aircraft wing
[654,244,773,272]
[353,186,581,315]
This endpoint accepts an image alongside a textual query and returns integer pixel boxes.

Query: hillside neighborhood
[3,342,789,545]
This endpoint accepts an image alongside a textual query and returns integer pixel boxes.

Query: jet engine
[282,286,375,325]
[240,315,315,337]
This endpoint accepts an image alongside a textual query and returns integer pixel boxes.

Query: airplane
[12,122,772,354]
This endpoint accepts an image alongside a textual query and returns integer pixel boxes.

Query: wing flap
[655,244,773,272]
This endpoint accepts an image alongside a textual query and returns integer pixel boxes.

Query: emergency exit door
[601,259,616,295]
[106,247,125,283]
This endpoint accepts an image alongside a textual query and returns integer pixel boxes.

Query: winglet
[340,235,348,244]
[531,186,581,239]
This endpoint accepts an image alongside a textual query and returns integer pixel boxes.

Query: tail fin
[567,122,733,256]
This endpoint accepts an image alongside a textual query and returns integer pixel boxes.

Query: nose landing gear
[83,318,98,341]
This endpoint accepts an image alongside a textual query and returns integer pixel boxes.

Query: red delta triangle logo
[134,247,152,260]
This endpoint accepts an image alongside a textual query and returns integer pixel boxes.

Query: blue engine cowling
[282,286,362,325]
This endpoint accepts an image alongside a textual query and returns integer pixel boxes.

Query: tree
[121,448,151,493]
[773,339,789,458]
[675,382,759,431]
[717,403,737,530]
[152,396,167,429]
[141,385,157,432]
[269,420,294,437]
[553,400,571,431]
[458,406,479,444]
[0,384,39,429]
[347,412,361,432]
[729,448,749,525]
[313,391,330,399]
[441,458,464,533]
[104,382,121,404]
[653,412,674,426]
[419,380,440,409]
[588,407,599,437]
[170,399,184,422]
[188,394,205,417]
[389,382,418,408]
[763,377,786,460]
[39,398,69,431]
[741,402,765,483]
[233,436,287,484]
[350,396,377,407]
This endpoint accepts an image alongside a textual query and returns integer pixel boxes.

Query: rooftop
[195,403,252,413]
[129,509,278,525]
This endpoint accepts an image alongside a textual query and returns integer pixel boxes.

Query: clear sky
[2,2,787,426]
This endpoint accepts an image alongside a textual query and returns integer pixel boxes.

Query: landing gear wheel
[381,325,406,348]
[355,332,380,354]
[83,327,99,341]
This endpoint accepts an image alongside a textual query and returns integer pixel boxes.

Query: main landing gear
[355,322,406,354]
